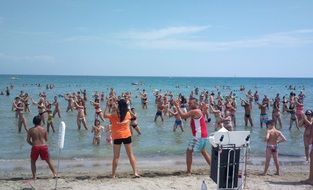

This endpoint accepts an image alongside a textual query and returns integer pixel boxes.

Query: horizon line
[0,73,312,79]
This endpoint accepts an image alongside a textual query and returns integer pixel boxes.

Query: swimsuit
[47,113,53,124]
[156,111,162,116]
[245,113,251,118]
[130,117,138,127]
[188,114,208,152]
[188,137,208,153]
[267,144,277,153]
[31,145,49,161]
[260,113,268,124]
[175,119,182,126]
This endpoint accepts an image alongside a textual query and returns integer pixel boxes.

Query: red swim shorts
[31,145,49,161]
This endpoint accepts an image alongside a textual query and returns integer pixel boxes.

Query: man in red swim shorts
[27,115,57,180]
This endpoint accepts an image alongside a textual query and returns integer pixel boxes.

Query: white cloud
[116,26,313,51]
[0,53,56,64]
[119,25,211,40]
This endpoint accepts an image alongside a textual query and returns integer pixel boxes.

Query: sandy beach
[0,156,312,190]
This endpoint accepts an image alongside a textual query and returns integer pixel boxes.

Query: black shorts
[156,111,162,116]
[113,136,132,145]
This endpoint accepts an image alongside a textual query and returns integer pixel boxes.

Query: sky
[0,0,313,77]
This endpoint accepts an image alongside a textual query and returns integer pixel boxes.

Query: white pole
[55,121,66,190]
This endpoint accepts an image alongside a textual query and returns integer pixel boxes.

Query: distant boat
[131,82,139,85]
[11,77,18,80]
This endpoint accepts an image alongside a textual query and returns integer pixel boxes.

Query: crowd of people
[4,83,313,185]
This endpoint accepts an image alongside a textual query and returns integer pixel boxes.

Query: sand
[0,156,312,190]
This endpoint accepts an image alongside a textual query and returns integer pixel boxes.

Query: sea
[0,75,312,161]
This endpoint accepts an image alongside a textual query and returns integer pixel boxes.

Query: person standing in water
[91,119,104,145]
[258,100,269,128]
[129,108,142,135]
[168,106,184,132]
[140,89,148,109]
[13,97,28,132]
[241,99,253,127]
[74,100,88,130]
[52,96,61,118]
[154,95,165,122]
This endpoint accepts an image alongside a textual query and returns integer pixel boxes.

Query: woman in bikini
[302,111,313,185]
[90,98,104,121]
[282,96,289,113]
[13,98,28,133]
[46,104,55,133]
[210,105,223,130]
[52,96,61,118]
[225,98,236,128]
[286,103,299,130]
[295,97,305,125]
[22,93,31,113]
[129,108,142,135]
[74,100,88,130]
[299,110,313,162]
[91,119,104,145]
[272,99,282,128]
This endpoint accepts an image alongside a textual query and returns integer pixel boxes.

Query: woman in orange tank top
[104,98,140,178]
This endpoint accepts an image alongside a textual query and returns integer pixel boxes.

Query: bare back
[27,126,48,146]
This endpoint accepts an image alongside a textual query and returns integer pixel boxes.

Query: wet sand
[0,156,312,190]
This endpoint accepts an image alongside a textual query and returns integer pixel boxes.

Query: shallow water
[0,75,312,160]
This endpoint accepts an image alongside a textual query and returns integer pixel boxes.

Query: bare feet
[274,172,280,176]
[259,172,267,176]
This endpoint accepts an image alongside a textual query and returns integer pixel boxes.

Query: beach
[0,156,312,190]
[1,75,313,189]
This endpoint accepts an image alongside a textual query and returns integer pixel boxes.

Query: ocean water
[0,75,312,161]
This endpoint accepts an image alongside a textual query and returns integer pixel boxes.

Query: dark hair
[266,119,274,127]
[33,115,41,126]
[181,96,187,104]
[118,99,128,122]
[94,119,100,125]
[305,109,312,116]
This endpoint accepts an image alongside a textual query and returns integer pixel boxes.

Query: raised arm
[210,105,220,114]
[103,102,111,118]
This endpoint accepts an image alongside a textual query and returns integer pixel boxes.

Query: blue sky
[0,0,313,77]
